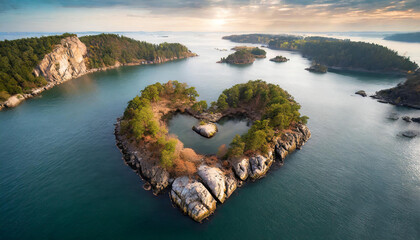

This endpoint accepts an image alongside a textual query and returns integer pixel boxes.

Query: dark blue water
[1,32,420,240]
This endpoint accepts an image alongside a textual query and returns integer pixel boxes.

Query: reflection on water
[168,114,250,155]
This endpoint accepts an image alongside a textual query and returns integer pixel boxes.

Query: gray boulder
[249,153,274,180]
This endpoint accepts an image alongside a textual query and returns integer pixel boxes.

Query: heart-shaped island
[115,80,311,222]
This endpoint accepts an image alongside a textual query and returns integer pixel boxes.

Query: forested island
[115,80,311,222]
[270,56,289,62]
[384,32,420,43]
[0,33,196,109]
[218,47,266,64]
[373,70,420,109]
[223,34,418,74]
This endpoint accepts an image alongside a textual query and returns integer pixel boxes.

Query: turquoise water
[167,114,250,155]
[1,32,420,239]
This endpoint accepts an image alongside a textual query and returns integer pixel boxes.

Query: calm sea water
[1,32,419,240]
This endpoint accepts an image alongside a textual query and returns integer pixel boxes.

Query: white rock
[198,165,227,203]
[192,122,218,138]
[170,177,216,222]
[232,158,250,181]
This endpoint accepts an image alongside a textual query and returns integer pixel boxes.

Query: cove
[167,114,251,154]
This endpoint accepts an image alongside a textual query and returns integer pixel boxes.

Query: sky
[0,0,419,32]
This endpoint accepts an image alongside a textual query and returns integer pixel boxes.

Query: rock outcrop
[249,154,274,180]
[170,177,217,222]
[355,90,367,97]
[192,122,218,138]
[275,124,311,161]
[2,94,27,108]
[115,120,170,194]
[231,158,250,181]
[197,165,237,203]
[34,36,88,83]
[372,72,420,109]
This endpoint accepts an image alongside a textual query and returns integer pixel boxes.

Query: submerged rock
[355,90,367,97]
[192,122,218,138]
[387,113,399,120]
[170,177,216,222]
[401,130,418,138]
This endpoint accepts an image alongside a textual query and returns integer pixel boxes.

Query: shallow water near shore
[168,114,250,155]
[1,32,420,240]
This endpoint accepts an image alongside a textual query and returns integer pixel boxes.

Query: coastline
[114,94,311,222]
[0,54,196,111]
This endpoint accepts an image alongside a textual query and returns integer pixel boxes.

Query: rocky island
[372,70,420,109]
[0,34,196,110]
[223,34,418,74]
[305,62,328,73]
[218,47,266,64]
[270,55,289,62]
[115,80,311,222]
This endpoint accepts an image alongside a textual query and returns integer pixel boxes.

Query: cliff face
[34,36,88,83]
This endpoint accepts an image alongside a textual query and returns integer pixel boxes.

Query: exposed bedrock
[170,176,217,222]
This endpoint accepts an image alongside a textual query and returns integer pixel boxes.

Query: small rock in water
[143,182,152,191]
[355,90,367,97]
[401,130,418,138]
[387,113,399,120]
[402,116,412,122]
[412,117,420,123]
[192,122,218,138]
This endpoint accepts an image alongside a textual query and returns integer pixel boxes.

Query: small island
[0,34,196,110]
[270,55,289,63]
[218,47,266,64]
[372,70,420,109]
[305,62,328,73]
[115,80,311,222]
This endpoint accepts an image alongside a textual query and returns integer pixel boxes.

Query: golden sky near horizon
[0,0,419,32]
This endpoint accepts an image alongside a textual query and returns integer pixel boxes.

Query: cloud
[0,0,419,31]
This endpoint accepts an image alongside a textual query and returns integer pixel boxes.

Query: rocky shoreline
[114,109,311,222]
[0,36,196,111]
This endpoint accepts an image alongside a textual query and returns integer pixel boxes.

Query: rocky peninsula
[0,34,196,110]
[372,71,420,109]
[115,80,311,222]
